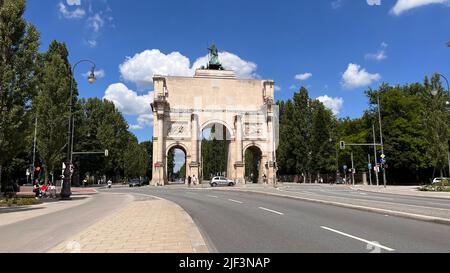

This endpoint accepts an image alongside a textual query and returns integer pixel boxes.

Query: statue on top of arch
[201,44,225,71]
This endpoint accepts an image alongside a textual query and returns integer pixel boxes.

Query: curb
[222,188,450,226]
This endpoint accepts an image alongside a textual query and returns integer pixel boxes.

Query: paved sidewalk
[49,197,209,253]
[0,195,93,227]
[351,185,450,199]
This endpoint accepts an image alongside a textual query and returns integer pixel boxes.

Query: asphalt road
[0,193,133,253]
[282,184,450,210]
[110,186,450,253]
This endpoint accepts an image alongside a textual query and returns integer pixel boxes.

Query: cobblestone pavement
[49,197,209,253]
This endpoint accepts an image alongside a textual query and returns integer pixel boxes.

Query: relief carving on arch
[167,121,189,137]
[244,123,263,138]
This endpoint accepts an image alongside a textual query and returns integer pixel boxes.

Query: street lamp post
[60,60,96,200]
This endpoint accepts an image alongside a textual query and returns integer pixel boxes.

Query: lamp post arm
[436,73,450,94]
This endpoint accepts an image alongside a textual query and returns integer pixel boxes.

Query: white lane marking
[258,207,284,215]
[321,226,395,252]
[228,199,243,204]
[207,195,218,198]
[359,192,368,195]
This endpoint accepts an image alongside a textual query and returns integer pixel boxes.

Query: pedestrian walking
[49,183,57,199]
[107,179,112,189]
[192,175,198,186]
[187,175,192,187]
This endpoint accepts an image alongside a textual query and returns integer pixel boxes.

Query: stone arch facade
[150,69,277,186]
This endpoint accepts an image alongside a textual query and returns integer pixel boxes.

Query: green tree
[422,75,450,179]
[310,100,336,179]
[74,98,130,182]
[34,41,74,182]
[123,134,147,180]
[140,141,152,179]
[0,0,39,185]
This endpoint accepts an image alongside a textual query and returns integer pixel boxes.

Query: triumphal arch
[151,45,278,186]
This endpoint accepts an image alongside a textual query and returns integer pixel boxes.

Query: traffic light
[340,141,345,150]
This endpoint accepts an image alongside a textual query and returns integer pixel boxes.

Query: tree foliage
[0,0,39,185]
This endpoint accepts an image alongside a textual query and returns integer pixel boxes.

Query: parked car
[129,179,143,187]
[333,176,345,184]
[210,176,235,187]
[432,177,450,185]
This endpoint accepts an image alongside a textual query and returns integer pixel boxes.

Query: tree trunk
[0,164,3,187]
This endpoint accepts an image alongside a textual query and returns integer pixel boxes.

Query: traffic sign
[381,154,386,159]
[368,163,372,170]
[343,165,347,170]
[380,158,386,164]
[105,149,109,157]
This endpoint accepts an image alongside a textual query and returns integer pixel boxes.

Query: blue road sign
[368,163,372,169]
[343,165,347,170]
[380,158,386,164]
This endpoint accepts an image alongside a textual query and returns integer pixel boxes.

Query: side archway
[244,145,263,184]
[166,144,188,184]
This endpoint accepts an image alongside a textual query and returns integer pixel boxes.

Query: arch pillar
[234,115,245,184]
[189,114,200,183]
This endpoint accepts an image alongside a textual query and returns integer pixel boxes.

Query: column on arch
[234,115,245,184]
[189,114,200,183]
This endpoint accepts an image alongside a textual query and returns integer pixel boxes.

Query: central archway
[166,145,187,184]
[200,122,232,181]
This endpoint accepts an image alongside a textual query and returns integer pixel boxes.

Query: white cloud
[103,83,154,130]
[83,69,105,79]
[365,51,387,61]
[58,2,85,19]
[289,84,297,90]
[86,40,97,48]
[119,49,258,90]
[119,50,192,89]
[274,85,281,92]
[295,72,313,81]
[332,0,344,9]
[367,0,381,6]
[365,42,388,61]
[66,0,81,6]
[87,13,104,33]
[130,114,154,130]
[342,63,381,89]
[317,95,344,115]
[391,0,450,15]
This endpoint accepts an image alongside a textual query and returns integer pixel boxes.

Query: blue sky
[24,0,450,143]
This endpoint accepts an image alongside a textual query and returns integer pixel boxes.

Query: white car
[432,177,450,184]
[210,176,235,187]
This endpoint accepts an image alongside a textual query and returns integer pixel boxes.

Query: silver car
[210,176,235,187]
